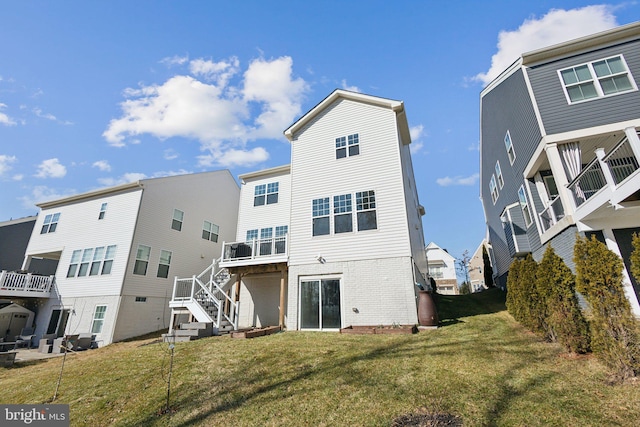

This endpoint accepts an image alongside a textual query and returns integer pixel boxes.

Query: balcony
[0,271,54,298]
[538,196,566,232]
[220,236,288,268]
[567,135,640,220]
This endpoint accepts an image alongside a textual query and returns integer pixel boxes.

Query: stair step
[162,334,193,343]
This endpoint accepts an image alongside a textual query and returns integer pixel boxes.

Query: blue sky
[1,1,639,262]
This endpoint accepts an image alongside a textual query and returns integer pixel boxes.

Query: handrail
[0,271,54,294]
[566,157,605,207]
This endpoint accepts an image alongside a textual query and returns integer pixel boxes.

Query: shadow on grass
[436,288,506,326]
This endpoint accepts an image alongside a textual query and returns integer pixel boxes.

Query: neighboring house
[425,242,458,295]
[468,240,490,293]
[170,89,428,332]
[5,171,239,346]
[479,22,640,315]
[0,216,57,274]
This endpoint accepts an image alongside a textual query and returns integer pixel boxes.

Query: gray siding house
[480,22,640,315]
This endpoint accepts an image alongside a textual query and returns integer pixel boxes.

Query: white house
[170,89,429,332]
[12,171,239,346]
[425,242,458,295]
[468,240,491,293]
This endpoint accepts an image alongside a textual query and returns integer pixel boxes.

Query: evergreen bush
[574,235,640,380]
[537,245,590,353]
[631,232,640,285]
[506,258,522,323]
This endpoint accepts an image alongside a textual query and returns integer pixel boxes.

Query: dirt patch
[392,411,462,426]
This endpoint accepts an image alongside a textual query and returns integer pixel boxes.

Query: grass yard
[2,289,639,426]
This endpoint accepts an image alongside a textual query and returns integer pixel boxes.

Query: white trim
[297,275,343,331]
[521,67,547,137]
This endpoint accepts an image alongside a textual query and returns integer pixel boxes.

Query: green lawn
[2,289,639,426]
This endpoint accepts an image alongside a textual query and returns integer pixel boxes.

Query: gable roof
[283,89,408,142]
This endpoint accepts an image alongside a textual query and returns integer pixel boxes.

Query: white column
[544,143,576,215]
[624,127,640,162]
[595,148,617,190]
[602,228,640,316]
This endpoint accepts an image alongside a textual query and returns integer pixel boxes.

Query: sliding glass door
[300,278,341,330]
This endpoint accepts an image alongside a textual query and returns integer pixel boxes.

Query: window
[275,225,288,254]
[429,266,444,279]
[489,175,498,204]
[157,250,172,278]
[559,55,635,103]
[260,228,273,255]
[66,245,116,278]
[312,197,330,236]
[135,297,147,302]
[40,213,60,234]
[495,161,504,189]
[78,248,94,277]
[202,221,219,242]
[246,229,258,241]
[333,194,353,233]
[518,186,533,227]
[67,250,82,278]
[254,183,279,206]
[98,203,107,220]
[505,131,515,164]
[133,245,151,275]
[171,209,184,231]
[356,190,377,231]
[336,133,359,159]
[91,305,107,334]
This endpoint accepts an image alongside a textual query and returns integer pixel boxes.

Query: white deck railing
[538,196,565,232]
[221,236,287,263]
[0,271,54,296]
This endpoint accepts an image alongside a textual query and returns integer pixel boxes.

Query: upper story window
[355,190,377,231]
[246,229,258,241]
[133,244,151,275]
[157,250,172,278]
[202,221,219,242]
[66,245,116,278]
[495,161,504,189]
[504,131,515,164]
[312,197,330,236]
[336,133,360,159]
[333,194,353,234]
[40,213,60,234]
[254,182,279,206]
[98,203,107,220]
[559,55,636,104]
[518,186,533,227]
[171,209,184,231]
[275,225,288,237]
[489,175,499,204]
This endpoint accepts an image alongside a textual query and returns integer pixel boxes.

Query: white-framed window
[275,225,288,254]
[559,55,636,104]
[91,305,107,334]
[336,133,360,159]
[67,245,116,278]
[495,161,504,189]
[254,182,279,206]
[489,175,499,204]
[312,197,330,236]
[171,209,184,231]
[299,277,342,330]
[202,221,219,242]
[40,213,60,234]
[135,297,147,302]
[157,250,172,278]
[355,190,377,231]
[98,203,107,220]
[518,186,533,227]
[275,225,288,237]
[133,244,151,275]
[429,266,444,279]
[246,229,258,241]
[505,131,515,164]
[333,194,353,234]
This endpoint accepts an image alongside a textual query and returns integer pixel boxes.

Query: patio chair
[76,333,96,350]
[15,327,35,349]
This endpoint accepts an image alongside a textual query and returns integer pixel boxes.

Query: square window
[202,221,219,242]
[41,212,60,234]
[336,134,359,158]
[246,229,258,241]
[254,184,266,206]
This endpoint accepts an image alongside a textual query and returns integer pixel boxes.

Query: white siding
[62,295,121,346]
[112,295,172,342]
[236,169,291,241]
[288,98,412,266]
[236,273,282,328]
[123,170,240,298]
[26,189,143,298]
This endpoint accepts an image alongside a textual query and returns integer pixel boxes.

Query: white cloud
[436,173,479,187]
[0,103,16,126]
[0,154,17,176]
[198,146,269,168]
[410,142,424,155]
[409,125,426,154]
[474,5,618,85]
[104,55,308,168]
[163,149,179,160]
[19,185,76,209]
[160,55,189,67]
[341,79,361,92]
[92,160,112,172]
[97,172,147,187]
[35,158,67,178]
[12,174,23,181]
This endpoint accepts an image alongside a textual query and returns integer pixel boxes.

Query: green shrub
[574,235,640,380]
[537,245,589,353]
[506,258,523,323]
[631,232,640,285]
[519,254,542,333]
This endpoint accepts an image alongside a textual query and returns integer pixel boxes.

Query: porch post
[624,127,640,161]
[235,274,241,303]
[595,148,617,189]
[545,143,577,214]
[279,268,287,329]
